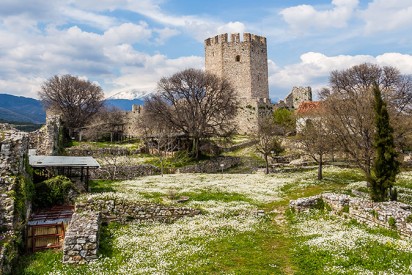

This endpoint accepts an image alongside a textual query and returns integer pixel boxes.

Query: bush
[388,217,396,229]
[33,176,74,208]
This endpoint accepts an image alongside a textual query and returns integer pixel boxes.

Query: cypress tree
[371,83,399,202]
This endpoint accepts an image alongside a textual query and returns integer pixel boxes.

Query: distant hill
[0,94,145,124]
[0,94,46,124]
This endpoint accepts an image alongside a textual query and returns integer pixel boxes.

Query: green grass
[16,167,412,274]
[183,222,292,274]
[89,179,118,193]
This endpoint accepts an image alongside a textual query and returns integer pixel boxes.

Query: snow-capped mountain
[107,89,153,100]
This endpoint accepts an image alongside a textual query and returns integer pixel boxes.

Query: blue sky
[1,0,411,101]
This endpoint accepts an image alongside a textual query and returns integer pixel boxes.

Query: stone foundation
[75,196,201,223]
[290,193,412,236]
[62,196,201,264]
[177,156,241,173]
[63,211,100,264]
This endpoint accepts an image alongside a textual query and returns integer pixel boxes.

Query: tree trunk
[265,154,269,174]
[317,154,323,180]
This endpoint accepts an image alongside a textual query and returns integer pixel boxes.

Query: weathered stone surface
[63,211,101,264]
[290,193,412,237]
[177,156,241,173]
[205,33,270,134]
[0,123,29,274]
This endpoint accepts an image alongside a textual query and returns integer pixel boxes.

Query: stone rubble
[290,193,412,236]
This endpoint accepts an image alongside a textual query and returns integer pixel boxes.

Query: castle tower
[204,33,270,133]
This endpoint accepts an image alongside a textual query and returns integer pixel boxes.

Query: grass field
[17,167,412,274]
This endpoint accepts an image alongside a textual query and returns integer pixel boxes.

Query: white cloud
[269,52,412,99]
[361,0,412,33]
[104,22,152,45]
[280,0,359,31]
[217,22,245,35]
[107,54,204,97]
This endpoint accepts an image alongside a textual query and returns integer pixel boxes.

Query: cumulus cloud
[217,22,245,35]
[361,0,412,33]
[107,54,204,97]
[104,22,152,45]
[269,52,412,99]
[280,0,359,31]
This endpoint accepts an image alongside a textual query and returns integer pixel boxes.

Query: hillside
[0,94,46,124]
[0,94,144,124]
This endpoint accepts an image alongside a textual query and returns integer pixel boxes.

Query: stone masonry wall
[0,124,29,274]
[284,86,312,109]
[62,196,201,264]
[29,114,61,156]
[177,156,241,174]
[75,196,201,224]
[205,33,270,134]
[290,193,412,236]
[63,211,100,264]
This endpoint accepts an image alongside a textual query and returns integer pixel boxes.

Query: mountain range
[0,93,144,124]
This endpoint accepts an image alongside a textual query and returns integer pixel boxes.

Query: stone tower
[204,33,271,134]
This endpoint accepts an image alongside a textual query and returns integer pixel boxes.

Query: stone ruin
[277,86,312,110]
[0,123,30,274]
[62,195,201,264]
[290,193,412,236]
[63,211,100,264]
[29,112,62,156]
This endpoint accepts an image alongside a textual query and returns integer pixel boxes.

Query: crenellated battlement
[204,33,266,46]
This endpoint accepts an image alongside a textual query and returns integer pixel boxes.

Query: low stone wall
[91,164,160,180]
[75,196,201,223]
[66,147,140,157]
[63,211,100,264]
[222,140,257,152]
[290,193,412,236]
[177,156,241,173]
[62,196,201,264]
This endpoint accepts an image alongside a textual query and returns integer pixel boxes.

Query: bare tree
[297,104,334,180]
[321,63,412,180]
[39,74,104,136]
[254,116,284,174]
[83,106,125,142]
[143,68,238,159]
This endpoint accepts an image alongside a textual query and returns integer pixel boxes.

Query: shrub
[388,217,396,229]
[313,198,325,210]
[33,176,74,208]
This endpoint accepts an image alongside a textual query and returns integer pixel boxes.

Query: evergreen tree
[370,83,399,201]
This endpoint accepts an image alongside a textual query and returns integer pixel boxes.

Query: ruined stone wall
[75,197,201,224]
[285,86,312,109]
[177,156,241,173]
[29,114,61,155]
[0,124,30,274]
[124,104,142,138]
[63,211,100,264]
[290,193,412,236]
[205,33,270,134]
[62,197,201,264]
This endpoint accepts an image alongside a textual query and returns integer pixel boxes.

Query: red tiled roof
[296,101,322,115]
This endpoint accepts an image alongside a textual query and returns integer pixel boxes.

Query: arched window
[235,55,240,62]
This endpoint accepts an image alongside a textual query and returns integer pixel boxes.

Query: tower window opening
[235,55,241,62]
